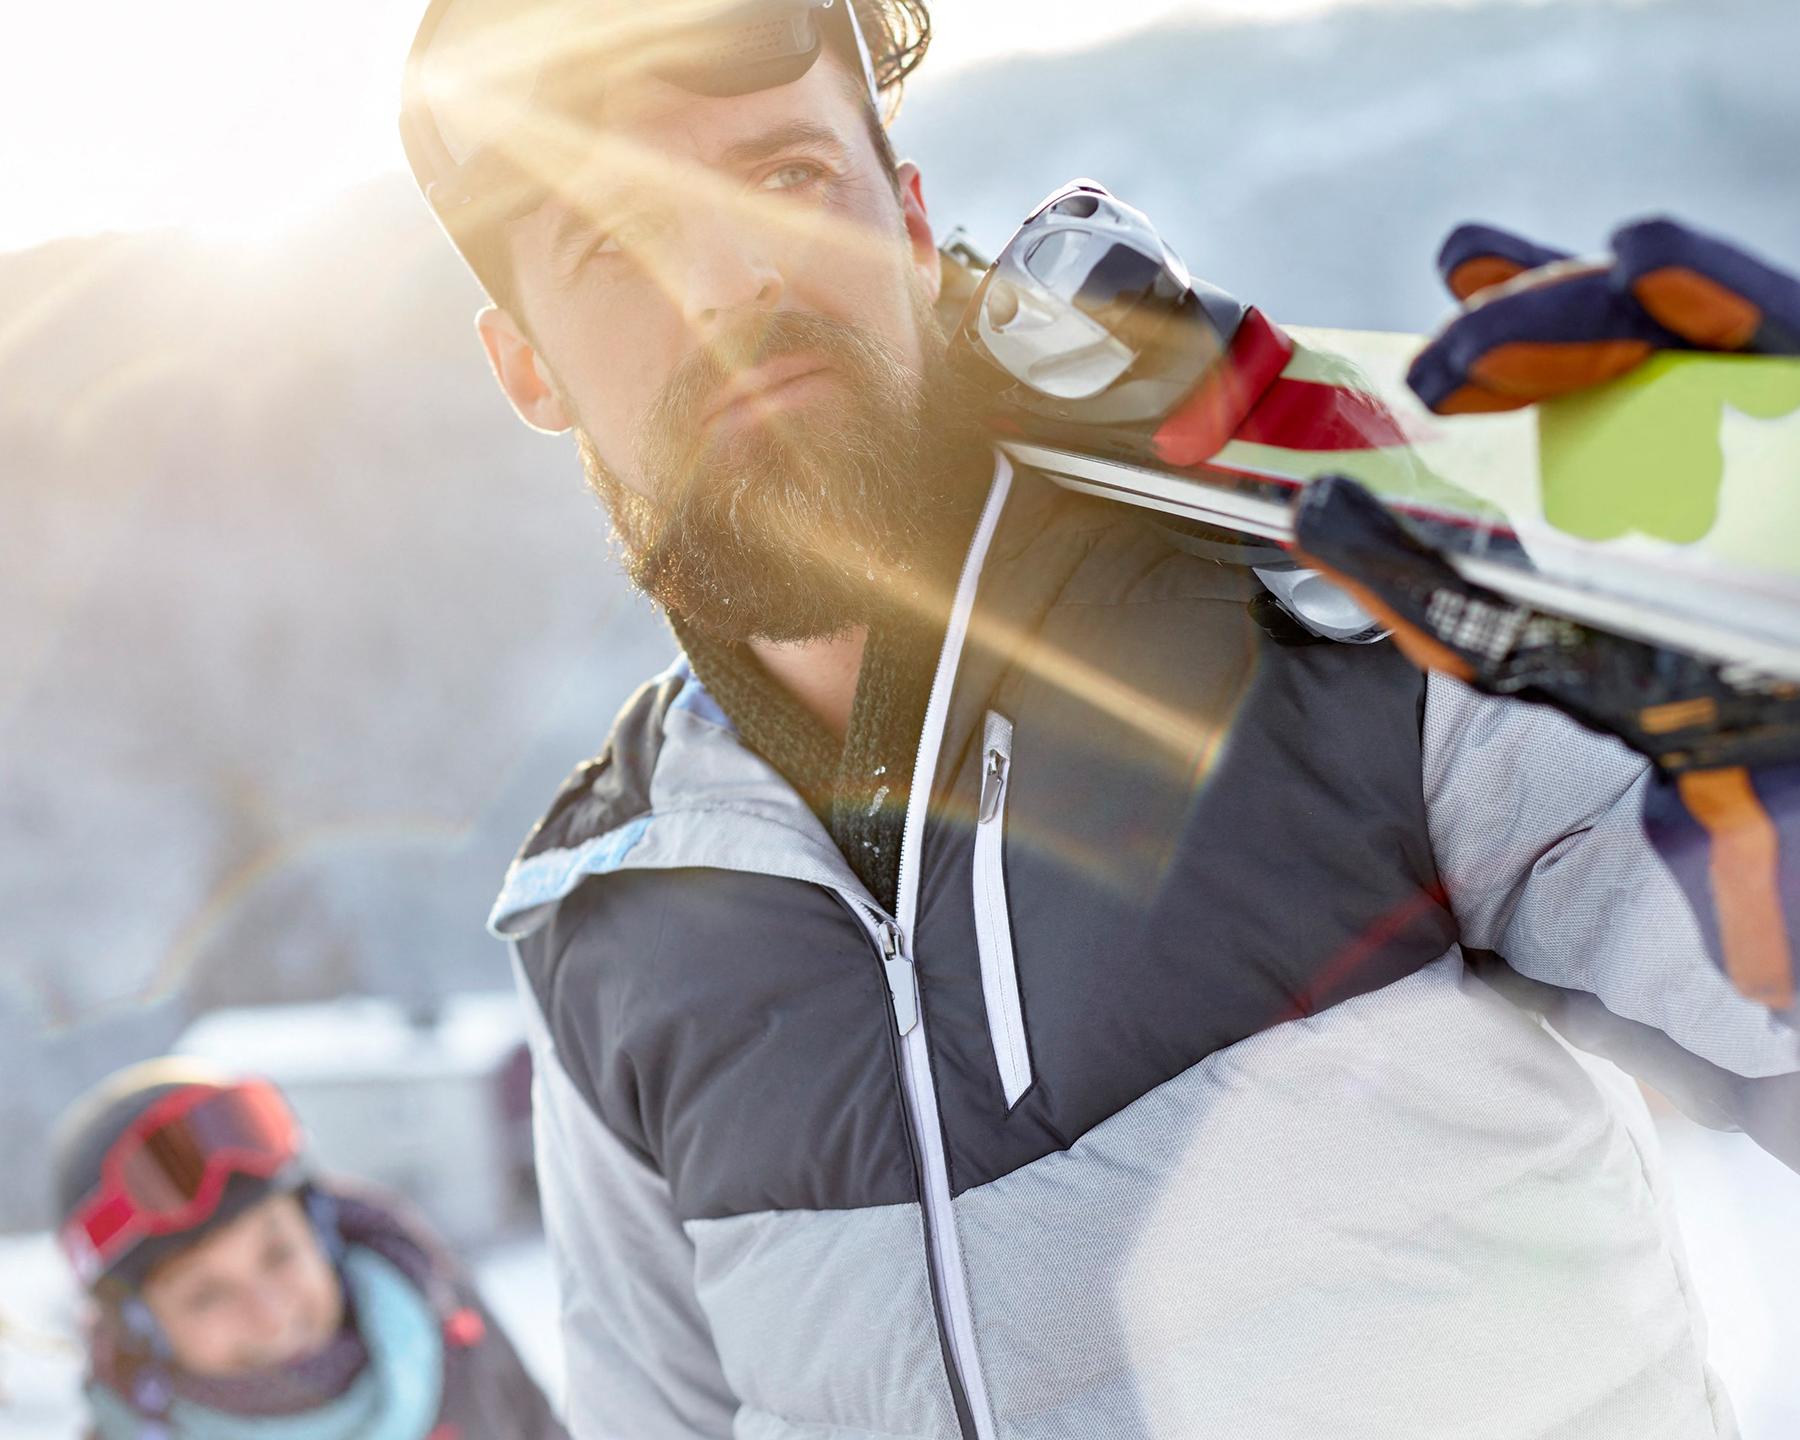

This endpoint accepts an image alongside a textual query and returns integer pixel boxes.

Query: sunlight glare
[0,0,1377,255]
[0,0,422,252]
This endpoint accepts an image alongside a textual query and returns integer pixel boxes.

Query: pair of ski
[939,186,1800,776]
[1009,323,1800,681]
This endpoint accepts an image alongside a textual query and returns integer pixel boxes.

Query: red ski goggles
[59,1080,302,1287]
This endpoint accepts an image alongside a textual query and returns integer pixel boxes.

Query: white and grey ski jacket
[491,456,1799,1440]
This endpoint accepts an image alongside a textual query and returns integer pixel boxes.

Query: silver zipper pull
[879,921,920,1035]
[978,748,1008,824]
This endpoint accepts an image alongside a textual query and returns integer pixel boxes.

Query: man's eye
[758,162,823,193]
[589,215,660,261]
[588,226,633,260]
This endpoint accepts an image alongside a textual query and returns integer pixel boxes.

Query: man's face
[480,52,980,642]
[138,1192,344,1378]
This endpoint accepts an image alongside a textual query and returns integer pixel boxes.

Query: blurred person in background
[398,1,1798,1436]
[53,1060,567,1440]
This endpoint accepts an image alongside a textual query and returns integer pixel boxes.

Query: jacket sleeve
[1422,673,1800,1170]
[513,949,739,1439]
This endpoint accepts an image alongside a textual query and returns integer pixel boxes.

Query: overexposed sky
[0,0,1387,254]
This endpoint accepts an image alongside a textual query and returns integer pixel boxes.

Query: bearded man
[397,4,1798,1437]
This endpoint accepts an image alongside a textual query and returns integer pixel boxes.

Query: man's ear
[476,306,574,434]
[896,161,940,306]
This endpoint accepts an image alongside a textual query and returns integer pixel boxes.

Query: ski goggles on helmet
[401,0,879,225]
[59,1080,303,1288]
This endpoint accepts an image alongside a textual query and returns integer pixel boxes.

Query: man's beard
[577,292,985,644]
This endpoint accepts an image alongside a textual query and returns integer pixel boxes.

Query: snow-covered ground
[3,1110,1795,1437]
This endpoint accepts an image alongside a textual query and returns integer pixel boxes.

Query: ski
[942,184,1800,687]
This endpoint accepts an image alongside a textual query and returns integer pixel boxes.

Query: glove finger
[1437,222,1573,302]
[1407,261,1684,414]
[1291,473,1501,679]
[1643,761,1800,1013]
[1613,217,1800,355]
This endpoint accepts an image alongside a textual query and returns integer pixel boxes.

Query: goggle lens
[62,1081,301,1284]
[115,1083,296,1213]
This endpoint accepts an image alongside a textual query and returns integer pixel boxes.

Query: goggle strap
[828,0,881,108]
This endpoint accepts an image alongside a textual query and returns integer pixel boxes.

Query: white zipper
[886,454,1013,1440]
[878,917,920,1036]
[973,711,1032,1109]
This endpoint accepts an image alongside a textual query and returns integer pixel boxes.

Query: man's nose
[679,208,785,335]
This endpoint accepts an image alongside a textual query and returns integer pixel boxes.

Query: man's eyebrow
[719,120,849,172]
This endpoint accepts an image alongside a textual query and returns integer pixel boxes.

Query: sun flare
[2,0,1389,256]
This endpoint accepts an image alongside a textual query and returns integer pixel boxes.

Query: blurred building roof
[174,990,526,1083]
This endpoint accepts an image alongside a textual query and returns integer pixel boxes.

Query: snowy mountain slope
[896,0,1799,329]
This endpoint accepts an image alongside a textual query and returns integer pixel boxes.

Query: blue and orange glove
[1408,216,1800,412]
[1295,217,1800,1016]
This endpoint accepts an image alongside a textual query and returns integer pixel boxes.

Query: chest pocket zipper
[974,710,1033,1109]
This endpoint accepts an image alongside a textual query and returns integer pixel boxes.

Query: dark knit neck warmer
[672,455,990,915]
[676,610,942,916]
